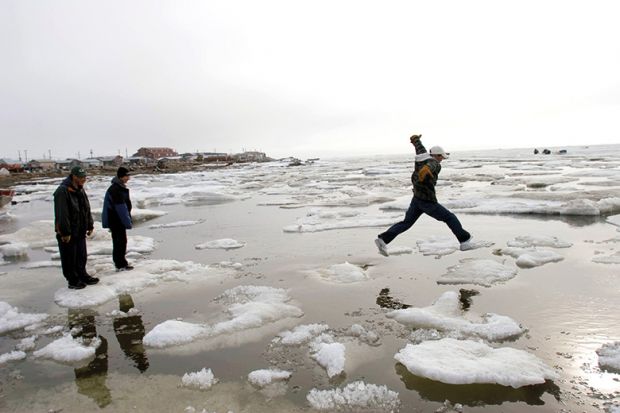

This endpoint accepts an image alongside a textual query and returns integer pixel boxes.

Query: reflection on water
[395,363,561,407]
[69,309,112,408]
[113,294,149,373]
[67,294,149,408]
[376,288,411,310]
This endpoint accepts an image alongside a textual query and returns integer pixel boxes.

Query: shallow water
[1,146,620,412]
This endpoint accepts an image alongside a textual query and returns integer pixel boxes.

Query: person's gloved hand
[61,235,71,243]
[86,229,93,237]
[410,134,422,144]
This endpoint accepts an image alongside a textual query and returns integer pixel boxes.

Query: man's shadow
[113,294,149,373]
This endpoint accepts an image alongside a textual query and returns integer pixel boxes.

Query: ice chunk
[16,335,37,351]
[0,350,26,364]
[33,334,101,364]
[195,238,246,250]
[54,285,118,309]
[606,214,620,229]
[181,367,218,390]
[387,245,414,255]
[0,220,57,248]
[248,369,291,387]
[507,235,572,248]
[307,381,400,411]
[597,342,620,371]
[276,323,329,345]
[149,220,202,229]
[0,242,29,258]
[21,260,61,269]
[386,291,524,341]
[593,251,620,264]
[283,212,397,233]
[144,285,303,348]
[126,207,168,222]
[0,301,48,334]
[394,338,558,387]
[310,335,346,378]
[417,236,458,256]
[494,247,564,268]
[438,259,518,287]
[313,262,369,284]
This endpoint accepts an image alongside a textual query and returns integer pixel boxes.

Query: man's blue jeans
[379,197,470,244]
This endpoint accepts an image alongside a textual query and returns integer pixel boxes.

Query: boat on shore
[0,188,15,208]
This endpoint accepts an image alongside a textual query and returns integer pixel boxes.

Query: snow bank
[275,323,329,345]
[195,239,246,250]
[438,259,518,287]
[394,338,558,388]
[181,368,218,390]
[307,381,400,411]
[386,291,524,341]
[248,369,291,387]
[0,301,48,334]
[597,342,620,371]
[33,334,101,364]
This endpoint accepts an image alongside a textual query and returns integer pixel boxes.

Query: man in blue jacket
[102,167,134,271]
[53,166,100,289]
[375,134,473,256]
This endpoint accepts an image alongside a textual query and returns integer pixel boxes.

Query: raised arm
[409,134,427,155]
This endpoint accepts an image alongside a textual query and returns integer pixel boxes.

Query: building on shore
[134,147,178,159]
[26,159,57,171]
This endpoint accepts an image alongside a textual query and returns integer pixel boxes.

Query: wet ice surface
[1,146,620,412]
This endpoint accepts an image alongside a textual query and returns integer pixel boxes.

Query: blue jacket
[102,177,132,230]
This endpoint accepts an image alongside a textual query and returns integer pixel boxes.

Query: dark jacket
[102,177,132,230]
[53,176,94,238]
[411,138,441,203]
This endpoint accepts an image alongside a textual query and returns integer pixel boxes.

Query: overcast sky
[1,0,619,160]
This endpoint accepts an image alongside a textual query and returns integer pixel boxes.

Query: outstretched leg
[378,198,424,244]
[422,201,470,243]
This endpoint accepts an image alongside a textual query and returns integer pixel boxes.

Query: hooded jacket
[53,176,94,237]
[411,138,441,203]
[102,177,132,230]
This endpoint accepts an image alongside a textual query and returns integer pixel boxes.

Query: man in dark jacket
[102,167,134,271]
[53,166,99,289]
[375,134,473,256]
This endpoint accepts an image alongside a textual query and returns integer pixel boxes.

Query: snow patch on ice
[307,381,400,411]
[438,259,518,287]
[386,291,524,341]
[394,338,558,387]
[275,323,329,345]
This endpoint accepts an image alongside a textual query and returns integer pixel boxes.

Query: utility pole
[18,151,21,162]
[24,150,28,162]
[90,149,94,158]
[77,151,80,160]
[125,148,128,158]
[48,150,51,160]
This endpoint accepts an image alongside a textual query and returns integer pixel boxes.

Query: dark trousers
[57,235,88,284]
[379,197,470,244]
[111,227,128,269]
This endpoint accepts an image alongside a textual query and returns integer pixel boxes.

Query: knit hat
[117,167,130,178]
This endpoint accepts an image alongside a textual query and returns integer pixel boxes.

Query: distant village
[0,147,274,175]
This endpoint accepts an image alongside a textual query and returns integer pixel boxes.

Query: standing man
[102,167,134,271]
[54,166,99,289]
[375,134,473,256]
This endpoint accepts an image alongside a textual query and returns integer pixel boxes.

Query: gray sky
[1,0,619,160]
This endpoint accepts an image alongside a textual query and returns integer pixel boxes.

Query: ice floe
[33,334,101,365]
[21,260,62,269]
[386,291,524,341]
[597,342,620,371]
[494,247,564,268]
[0,301,48,334]
[148,220,202,229]
[394,338,558,387]
[310,334,346,378]
[16,335,37,351]
[307,381,400,411]
[417,236,493,256]
[506,235,572,249]
[0,350,26,364]
[144,285,303,348]
[283,209,398,233]
[0,242,29,258]
[248,369,291,387]
[0,220,57,248]
[181,368,218,390]
[311,262,369,284]
[195,238,246,250]
[275,323,330,345]
[592,251,620,264]
[438,259,518,287]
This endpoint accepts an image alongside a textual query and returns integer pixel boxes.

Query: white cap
[429,146,450,159]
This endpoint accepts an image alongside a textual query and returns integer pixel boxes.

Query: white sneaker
[375,238,389,257]
[460,236,474,251]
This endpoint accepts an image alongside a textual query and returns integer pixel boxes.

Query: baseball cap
[429,146,450,159]
[70,166,87,177]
